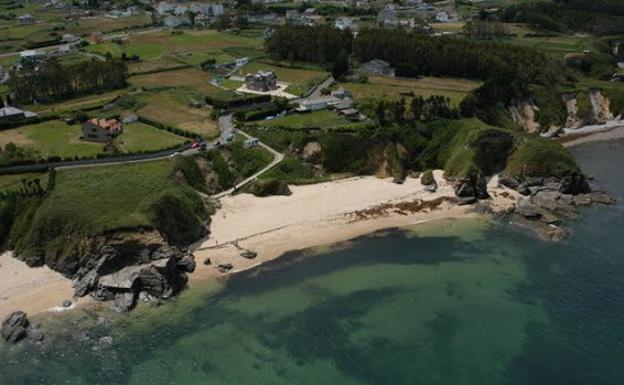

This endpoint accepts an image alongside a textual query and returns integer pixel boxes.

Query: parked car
[170,152,181,158]
[190,142,200,149]
[224,132,235,142]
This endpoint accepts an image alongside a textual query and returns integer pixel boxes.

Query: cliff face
[509,98,541,133]
[588,89,615,123]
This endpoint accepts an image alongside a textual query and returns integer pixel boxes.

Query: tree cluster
[501,0,624,35]
[264,25,352,64]
[371,96,459,125]
[352,28,564,99]
[8,57,128,104]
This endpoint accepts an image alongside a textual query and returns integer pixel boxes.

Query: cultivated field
[343,76,482,105]
[254,110,353,130]
[128,68,217,94]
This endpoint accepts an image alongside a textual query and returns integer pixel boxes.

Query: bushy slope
[503,137,580,178]
[9,159,212,271]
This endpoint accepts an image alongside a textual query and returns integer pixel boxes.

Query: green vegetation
[244,178,291,197]
[115,122,187,152]
[254,110,353,130]
[8,159,211,270]
[421,170,435,186]
[503,137,580,178]
[261,155,325,184]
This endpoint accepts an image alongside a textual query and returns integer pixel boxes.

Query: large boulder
[454,171,489,199]
[302,142,323,164]
[559,173,590,195]
[1,311,30,344]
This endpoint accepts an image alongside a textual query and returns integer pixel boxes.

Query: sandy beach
[0,252,75,320]
[0,171,519,319]
[190,171,517,282]
[561,123,624,147]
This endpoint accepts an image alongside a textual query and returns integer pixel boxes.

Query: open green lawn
[116,122,187,152]
[27,90,127,114]
[254,110,353,130]
[128,67,218,93]
[87,41,167,61]
[0,119,187,160]
[343,76,482,106]
[507,34,603,55]
[220,78,243,90]
[137,89,219,137]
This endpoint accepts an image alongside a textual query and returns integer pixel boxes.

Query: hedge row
[205,93,271,109]
[0,114,59,131]
[137,115,202,139]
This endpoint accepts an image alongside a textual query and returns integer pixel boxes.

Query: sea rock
[1,311,30,344]
[590,192,615,205]
[532,193,579,219]
[62,300,73,308]
[177,255,196,273]
[517,183,531,196]
[499,176,520,190]
[559,173,590,195]
[27,328,45,343]
[113,292,136,313]
[240,250,258,259]
[203,257,212,265]
[516,199,541,219]
[217,263,233,273]
[573,194,592,206]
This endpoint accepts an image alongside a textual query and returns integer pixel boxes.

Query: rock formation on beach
[1,311,44,344]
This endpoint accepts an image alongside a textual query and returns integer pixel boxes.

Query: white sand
[0,251,75,320]
[191,172,518,281]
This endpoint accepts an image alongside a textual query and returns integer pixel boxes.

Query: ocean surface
[1,139,623,385]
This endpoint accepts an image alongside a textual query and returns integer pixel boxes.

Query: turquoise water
[1,139,624,385]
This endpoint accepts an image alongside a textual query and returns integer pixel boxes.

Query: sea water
[0,139,623,385]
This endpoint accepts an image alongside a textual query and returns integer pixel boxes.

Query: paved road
[291,75,335,104]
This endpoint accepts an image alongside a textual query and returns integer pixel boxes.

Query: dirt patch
[348,197,459,222]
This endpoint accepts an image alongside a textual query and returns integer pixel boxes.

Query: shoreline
[0,172,518,320]
[560,124,624,148]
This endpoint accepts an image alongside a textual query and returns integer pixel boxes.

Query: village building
[120,111,138,124]
[358,59,394,76]
[58,44,75,55]
[297,95,341,112]
[18,14,36,24]
[331,87,352,99]
[245,70,278,92]
[20,50,44,64]
[61,33,78,43]
[0,107,38,123]
[82,118,123,142]
[335,16,357,31]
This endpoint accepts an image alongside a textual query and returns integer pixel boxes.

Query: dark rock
[177,255,196,273]
[454,172,488,199]
[423,183,437,193]
[203,257,212,265]
[517,184,531,196]
[240,250,258,259]
[516,199,541,219]
[590,192,615,205]
[1,311,30,343]
[560,194,574,206]
[217,263,234,273]
[113,292,136,313]
[525,177,544,187]
[499,177,519,190]
[62,300,73,308]
[458,196,476,205]
[27,328,45,343]
[532,194,578,219]
[559,173,590,195]
[573,194,591,206]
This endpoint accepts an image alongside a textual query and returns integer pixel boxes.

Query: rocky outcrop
[589,89,614,124]
[509,98,540,133]
[497,174,614,241]
[1,311,44,344]
[69,230,196,311]
[563,93,584,129]
[453,171,489,200]
[302,141,322,164]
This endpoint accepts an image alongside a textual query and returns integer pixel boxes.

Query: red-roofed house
[82,118,123,142]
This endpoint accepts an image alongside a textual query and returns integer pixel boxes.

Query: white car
[170,152,181,158]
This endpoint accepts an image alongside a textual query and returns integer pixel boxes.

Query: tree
[332,50,350,80]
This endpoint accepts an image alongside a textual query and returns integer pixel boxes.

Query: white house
[297,96,341,112]
[335,16,356,31]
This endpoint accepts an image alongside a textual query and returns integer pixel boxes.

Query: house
[20,50,44,64]
[82,118,123,142]
[331,87,352,99]
[297,96,341,112]
[127,6,140,16]
[61,33,78,43]
[18,14,36,24]
[163,15,190,28]
[88,31,104,44]
[337,107,360,121]
[235,57,249,67]
[335,16,356,31]
[245,70,278,92]
[0,107,38,123]
[377,6,397,27]
[435,11,449,22]
[358,59,393,76]
[120,111,138,124]
[58,44,75,55]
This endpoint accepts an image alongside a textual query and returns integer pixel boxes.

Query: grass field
[129,68,219,94]
[137,89,219,137]
[254,110,353,130]
[27,90,127,114]
[343,76,482,106]
[0,119,186,160]
[0,172,48,193]
[115,121,187,152]
[507,34,602,55]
